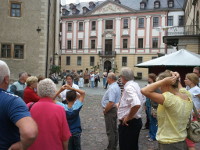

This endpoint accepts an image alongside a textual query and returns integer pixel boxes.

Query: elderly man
[118,67,145,150]
[101,72,121,150]
[10,71,28,98]
[0,60,38,150]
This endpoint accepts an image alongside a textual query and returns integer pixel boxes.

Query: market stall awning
[136,49,200,68]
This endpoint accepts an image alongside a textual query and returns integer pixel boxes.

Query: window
[67,40,72,49]
[122,57,127,66]
[1,44,11,58]
[153,17,159,27]
[79,22,84,31]
[154,1,160,8]
[10,3,21,17]
[123,18,128,29]
[14,45,24,59]
[152,56,157,59]
[139,18,144,28]
[168,0,174,8]
[91,40,95,49]
[66,56,70,65]
[105,20,113,29]
[178,16,184,26]
[77,56,82,66]
[138,38,143,48]
[123,39,128,49]
[152,38,158,48]
[90,56,95,66]
[91,21,96,30]
[140,2,145,9]
[168,16,173,26]
[78,40,83,49]
[68,23,72,31]
[137,72,142,79]
[137,57,143,64]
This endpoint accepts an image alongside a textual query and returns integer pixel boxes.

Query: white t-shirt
[90,74,95,81]
[189,85,200,110]
[60,83,79,101]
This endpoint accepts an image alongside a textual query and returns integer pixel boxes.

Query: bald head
[0,60,10,89]
[107,72,117,84]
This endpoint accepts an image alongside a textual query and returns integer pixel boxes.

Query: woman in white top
[184,73,200,150]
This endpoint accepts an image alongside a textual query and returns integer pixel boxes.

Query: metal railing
[166,25,200,36]
[98,51,116,57]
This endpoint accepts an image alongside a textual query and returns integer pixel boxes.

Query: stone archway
[104,60,112,72]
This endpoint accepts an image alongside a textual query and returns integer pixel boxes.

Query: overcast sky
[61,0,104,5]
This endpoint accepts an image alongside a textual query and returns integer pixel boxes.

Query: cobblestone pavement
[57,80,200,150]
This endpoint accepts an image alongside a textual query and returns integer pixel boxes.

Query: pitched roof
[136,49,200,68]
[62,0,185,16]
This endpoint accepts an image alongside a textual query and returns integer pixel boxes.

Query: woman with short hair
[184,73,200,150]
[23,76,40,104]
[141,70,193,150]
[27,78,71,150]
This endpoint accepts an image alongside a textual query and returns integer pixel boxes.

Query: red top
[27,98,71,150]
[23,86,40,104]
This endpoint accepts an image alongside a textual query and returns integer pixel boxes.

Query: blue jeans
[68,132,81,150]
[90,81,94,88]
[149,114,158,140]
[103,78,107,87]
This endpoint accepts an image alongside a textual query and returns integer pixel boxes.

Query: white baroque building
[60,0,185,79]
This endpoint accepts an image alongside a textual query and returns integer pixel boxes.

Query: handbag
[187,102,200,143]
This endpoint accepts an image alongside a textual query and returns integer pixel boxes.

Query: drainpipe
[45,0,51,77]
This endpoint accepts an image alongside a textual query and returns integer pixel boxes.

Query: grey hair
[0,60,10,84]
[107,72,117,81]
[19,72,28,79]
[120,67,134,81]
[37,78,56,98]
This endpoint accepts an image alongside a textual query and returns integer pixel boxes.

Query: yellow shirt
[156,88,193,144]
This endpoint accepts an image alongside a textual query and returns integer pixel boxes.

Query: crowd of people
[0,59,200,150]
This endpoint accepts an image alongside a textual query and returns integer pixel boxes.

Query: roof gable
[87,1,134,15]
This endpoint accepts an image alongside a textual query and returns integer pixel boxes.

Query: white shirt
[90,74,95,81]
[118,80,145,120]
[189,85,200,110]
[60,83,79,101]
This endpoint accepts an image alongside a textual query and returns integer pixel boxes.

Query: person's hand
[163,76,177,85]
[60,85,67,92]
[122,116,130,126]
[103,109,106,115]
[171,71,180,81]
[8,142,23,150]
[64,84,73,90]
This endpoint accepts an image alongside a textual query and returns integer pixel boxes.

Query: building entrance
[104,60,112,72]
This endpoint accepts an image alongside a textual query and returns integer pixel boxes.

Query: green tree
[50,65,61,75]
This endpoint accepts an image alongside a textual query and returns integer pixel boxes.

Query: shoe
[146,135,150,138]
[148,138,155,142]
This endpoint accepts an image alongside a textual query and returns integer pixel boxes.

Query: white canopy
[136,49,200,68]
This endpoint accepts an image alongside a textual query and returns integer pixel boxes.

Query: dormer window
[154,1,160,8]
[62,8,69,16]
[168,0,174,8]
[140,2,146,9]
[69,3,75,9]
[82,7,89,14]
[89,1,96,9]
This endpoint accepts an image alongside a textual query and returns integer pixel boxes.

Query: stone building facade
[61,0,185,79]
[0,0,60,79]
[164,0,200,54]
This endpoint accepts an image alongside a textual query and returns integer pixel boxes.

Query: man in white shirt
[118,67,145,150]
[60,74,79,102]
